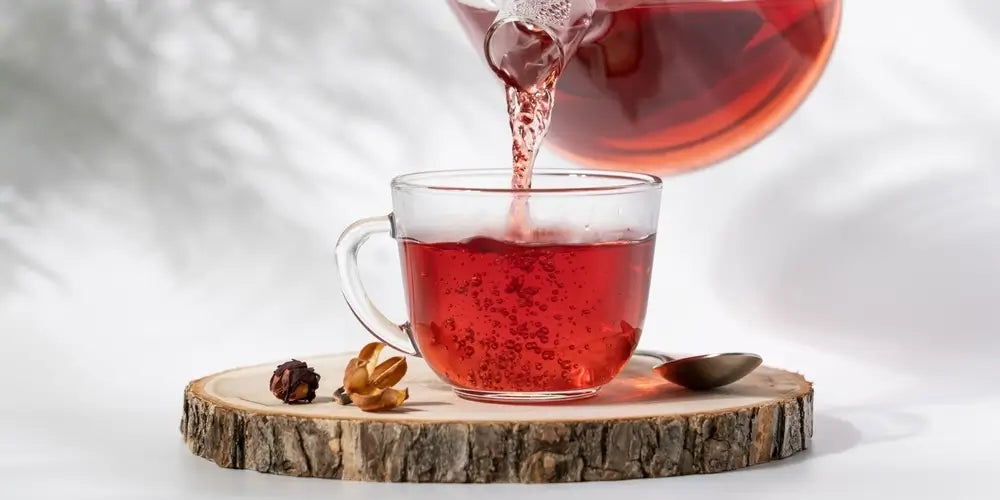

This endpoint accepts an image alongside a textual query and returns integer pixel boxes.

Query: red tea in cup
[403,234,655,395]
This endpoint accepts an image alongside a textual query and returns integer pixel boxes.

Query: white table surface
[2,1,999,498]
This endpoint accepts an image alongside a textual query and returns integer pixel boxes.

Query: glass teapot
[448,0,842,173]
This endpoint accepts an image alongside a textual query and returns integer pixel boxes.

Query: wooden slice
[181,353,812,483]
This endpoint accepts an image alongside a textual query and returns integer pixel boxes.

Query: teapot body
[450,0,842,173]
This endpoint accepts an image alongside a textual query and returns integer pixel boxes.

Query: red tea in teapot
[451,0,842,173]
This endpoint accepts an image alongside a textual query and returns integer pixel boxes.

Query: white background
[1,0,999,498]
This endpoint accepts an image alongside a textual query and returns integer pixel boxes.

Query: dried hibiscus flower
[336,342,409,412]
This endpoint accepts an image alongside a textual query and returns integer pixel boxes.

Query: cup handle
[335,214,420,356]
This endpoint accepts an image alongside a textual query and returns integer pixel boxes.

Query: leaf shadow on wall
[0,0,489,313]
[713,125,1000,404]
[960,0,1000,38]
[0,0,508,399]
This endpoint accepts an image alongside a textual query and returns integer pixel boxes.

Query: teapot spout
[484,0,595,91]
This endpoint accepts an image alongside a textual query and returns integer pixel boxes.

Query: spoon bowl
[635,350,763,391]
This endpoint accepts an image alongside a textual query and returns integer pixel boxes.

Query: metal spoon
[635,350,763,391]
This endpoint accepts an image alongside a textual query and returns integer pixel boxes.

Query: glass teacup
[336,169,661,402]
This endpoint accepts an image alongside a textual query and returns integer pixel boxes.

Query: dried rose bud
[270,359,320,404]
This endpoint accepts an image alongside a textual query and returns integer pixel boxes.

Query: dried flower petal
[370,356,407,389]
[344,359,378,395]
[350,387,409,412]
[357,342,385,373]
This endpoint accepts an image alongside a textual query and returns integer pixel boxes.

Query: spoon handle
[633,349,675,364]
